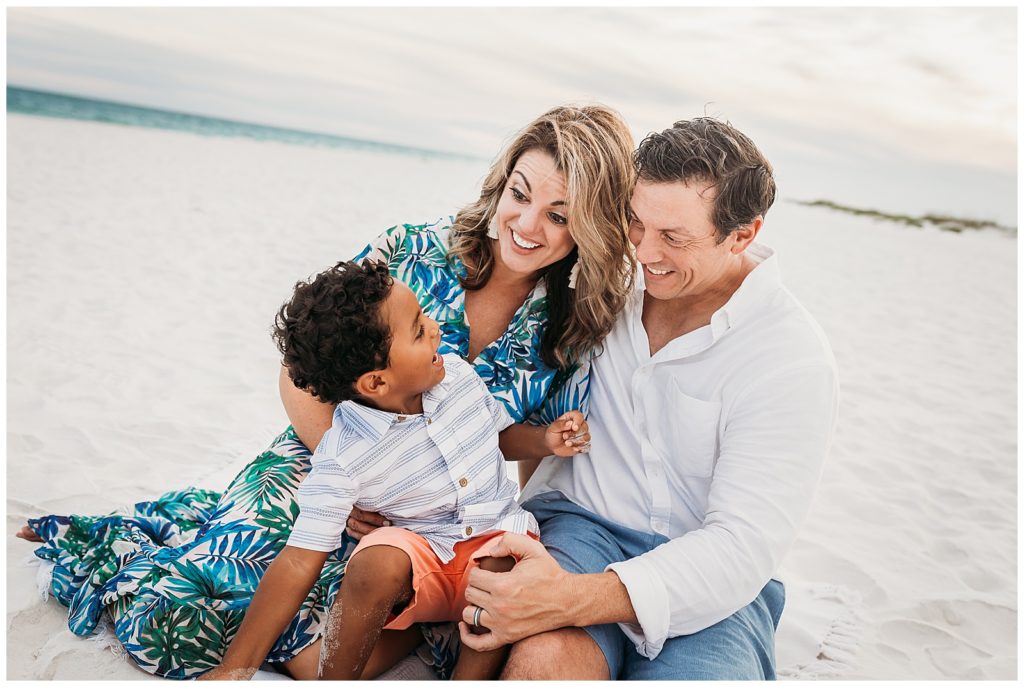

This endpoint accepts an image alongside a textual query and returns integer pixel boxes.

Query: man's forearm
[565,571,639,627]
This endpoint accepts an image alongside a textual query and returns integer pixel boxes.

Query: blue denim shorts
[521,493,785,680]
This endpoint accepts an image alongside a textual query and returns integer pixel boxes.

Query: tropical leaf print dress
[26,219,590,679]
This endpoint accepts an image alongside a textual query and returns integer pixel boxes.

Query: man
[457,117,839,680]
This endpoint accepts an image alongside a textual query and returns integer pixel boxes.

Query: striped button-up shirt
[288,354,538,562]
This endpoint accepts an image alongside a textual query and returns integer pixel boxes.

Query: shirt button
[427,418,432,425]
[459,477,468,488]
[465,526,473,536]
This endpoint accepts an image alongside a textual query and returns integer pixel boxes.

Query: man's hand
[544,410,591,457]
[458,533,573,652]
[345,506,390,540]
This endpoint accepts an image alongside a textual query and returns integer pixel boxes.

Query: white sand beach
[6,114,1017,679]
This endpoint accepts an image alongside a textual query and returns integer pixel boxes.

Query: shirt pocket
[650,379,722,479]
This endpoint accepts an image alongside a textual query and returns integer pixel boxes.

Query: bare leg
[360,627,425,679]
[279,640,321,680]
[501,627,610,680]
[450,556,516,680]
[280,626,423,680]
[318,545,414,680]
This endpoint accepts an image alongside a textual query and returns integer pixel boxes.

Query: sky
[6,6,1018,224]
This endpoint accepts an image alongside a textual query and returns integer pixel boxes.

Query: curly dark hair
[634,117,776,243]
[272,260,393,404]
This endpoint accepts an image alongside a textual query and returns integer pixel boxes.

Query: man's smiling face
[628,179,737,303]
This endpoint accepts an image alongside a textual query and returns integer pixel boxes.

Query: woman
[20,104,636,679]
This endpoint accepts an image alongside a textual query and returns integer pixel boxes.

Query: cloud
[6,6,1017,170]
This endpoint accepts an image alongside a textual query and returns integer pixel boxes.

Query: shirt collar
[335,401,396,444]
[521,276,548,318]
[710,242,779,338]
[629,242,781,358]
[334,356,457,442]
[421,356,455,414]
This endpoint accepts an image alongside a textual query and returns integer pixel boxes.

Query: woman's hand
[345,506,390,540]
[544,410,591,457]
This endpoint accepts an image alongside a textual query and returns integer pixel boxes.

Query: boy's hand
[544,410,590,457]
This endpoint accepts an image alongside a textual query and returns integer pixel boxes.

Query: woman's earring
[487,217,499,239]
[568,261,580,289]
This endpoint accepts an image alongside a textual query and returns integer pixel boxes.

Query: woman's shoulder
[391,217,459,265]
[382,216,455,246]
[355,216,459,272]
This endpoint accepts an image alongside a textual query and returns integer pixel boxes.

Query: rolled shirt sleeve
[606,361,839,658]
[287,452,360,553]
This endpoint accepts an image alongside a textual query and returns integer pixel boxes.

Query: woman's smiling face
[491,148,576,278]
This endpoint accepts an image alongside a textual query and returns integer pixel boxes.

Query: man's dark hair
[634,117,776,242]
[272,260,393,404]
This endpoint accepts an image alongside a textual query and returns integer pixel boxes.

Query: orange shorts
[349,527,537,630]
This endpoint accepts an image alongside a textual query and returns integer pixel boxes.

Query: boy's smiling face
[362,280,445,414]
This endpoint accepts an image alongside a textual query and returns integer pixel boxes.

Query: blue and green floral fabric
[27,218,590,679]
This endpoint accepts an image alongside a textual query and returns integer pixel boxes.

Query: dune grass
[793,199,1016,235]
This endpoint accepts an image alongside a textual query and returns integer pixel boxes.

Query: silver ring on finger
[472,605,484,628]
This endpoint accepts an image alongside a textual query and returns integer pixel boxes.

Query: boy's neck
[359,393,424,416]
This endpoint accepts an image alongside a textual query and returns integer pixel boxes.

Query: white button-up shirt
[522,243,839,659]
[289,354,538,563]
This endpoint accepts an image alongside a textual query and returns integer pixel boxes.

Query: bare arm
[279,365,335,452]
[498,424,550,462]
[498,411,590,462]
[497,424,548,489]
[200,545,329,679]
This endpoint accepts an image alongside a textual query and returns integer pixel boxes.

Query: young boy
[204,260,589,680]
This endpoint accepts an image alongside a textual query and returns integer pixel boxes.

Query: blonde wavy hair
[448,104,636,370]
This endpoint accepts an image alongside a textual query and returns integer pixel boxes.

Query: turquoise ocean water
[7,86,465,160]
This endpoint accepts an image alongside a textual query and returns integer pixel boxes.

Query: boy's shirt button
[427,417,433,424]
[465,526,473,536]
[459,477,468,487]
